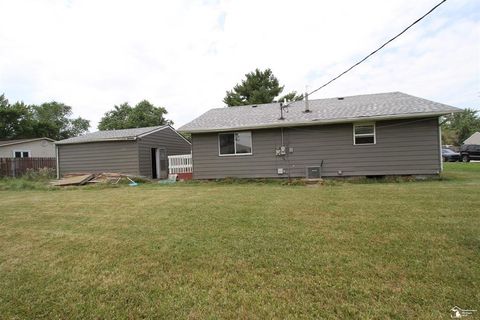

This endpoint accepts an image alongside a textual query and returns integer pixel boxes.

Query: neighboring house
[0,138,56,158]
[55,125,191,179]
[463,132,480,145]
[178,92,462,179]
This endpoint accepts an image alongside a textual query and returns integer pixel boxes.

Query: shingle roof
[55,125,168,145]
[463,132,480,145]
[178,92,461,133]
[0,138,55,147]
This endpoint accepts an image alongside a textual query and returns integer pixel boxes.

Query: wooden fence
[0,157,56,177]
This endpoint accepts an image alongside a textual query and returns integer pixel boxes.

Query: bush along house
[178,92,461,179]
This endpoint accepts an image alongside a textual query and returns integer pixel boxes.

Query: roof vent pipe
[304,91,311,113]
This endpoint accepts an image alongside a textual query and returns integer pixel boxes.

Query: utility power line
[306,0,447,97]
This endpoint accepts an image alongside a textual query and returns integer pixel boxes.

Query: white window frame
[218,131,253,156]
[12,150,31,158]
[353,123,376,145]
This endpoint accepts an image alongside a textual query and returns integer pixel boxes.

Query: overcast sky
[0,0,479,130]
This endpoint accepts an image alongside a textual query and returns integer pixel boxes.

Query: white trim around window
[353,123,376,145]
[13,150,31,158]
[218,131,253,156]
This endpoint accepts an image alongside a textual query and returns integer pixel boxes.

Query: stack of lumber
[50,174,94,186]
[88,172,123,184]
[51,172,137,186]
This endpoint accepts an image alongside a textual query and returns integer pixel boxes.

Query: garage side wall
[137,127,191,178]
[191,117,441,179]
[57,141,140,176]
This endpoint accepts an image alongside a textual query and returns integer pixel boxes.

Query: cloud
[0,0,478,130]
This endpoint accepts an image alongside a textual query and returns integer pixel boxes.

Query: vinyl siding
[192,117,441,179]
[0,140,55,158]
[57,141,140,176]
[137,127,191,178]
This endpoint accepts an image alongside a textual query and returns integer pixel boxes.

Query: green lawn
[0,163,479,319]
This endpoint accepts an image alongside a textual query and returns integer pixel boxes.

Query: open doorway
[151,148,167,179]
[151,148,160,179]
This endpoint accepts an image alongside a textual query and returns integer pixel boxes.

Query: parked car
[459,144,480,162]
[442,148,460,162]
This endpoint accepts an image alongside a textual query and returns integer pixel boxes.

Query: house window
[13,150,31,158]
[219,132,252,156]
[353,123,375,145]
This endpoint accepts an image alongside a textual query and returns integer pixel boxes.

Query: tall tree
[98,100,172,130]
[0,96,34,138]
[31,102,90,140]
[442,108,480,145]
[97,103,132,130]
[223,68,303,107]
[0,94,90,140]
[0,94,7,108]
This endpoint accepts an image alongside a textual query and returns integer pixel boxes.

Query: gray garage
[55,125,191,179]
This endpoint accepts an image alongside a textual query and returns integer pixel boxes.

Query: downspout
[55,145,60,179]
[134,137,141,177]
[438,117,444,173]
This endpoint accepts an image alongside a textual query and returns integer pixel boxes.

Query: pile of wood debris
[51,173,140,187]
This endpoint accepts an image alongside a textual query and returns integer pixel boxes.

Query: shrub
[22,167,56,181]
[0,178,54,191]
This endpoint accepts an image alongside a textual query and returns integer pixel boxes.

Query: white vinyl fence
[168,154,192,174]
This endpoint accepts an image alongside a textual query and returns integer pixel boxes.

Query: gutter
[0,137,56,147]
[54,137,137,145]
[179,111,461,133]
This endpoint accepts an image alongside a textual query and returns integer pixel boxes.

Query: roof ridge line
[209,91,404,110]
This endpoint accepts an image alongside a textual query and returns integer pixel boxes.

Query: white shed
[0,138,56,158]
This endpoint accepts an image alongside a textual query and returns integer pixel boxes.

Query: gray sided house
[179,92,461,179]
[56,126,191,179]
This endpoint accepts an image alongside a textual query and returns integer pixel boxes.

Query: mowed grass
[0,163,479,319]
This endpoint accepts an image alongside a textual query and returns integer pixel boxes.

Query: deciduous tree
[442,108,480,145]
[0,94,89,140]
[98,100,172,130]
